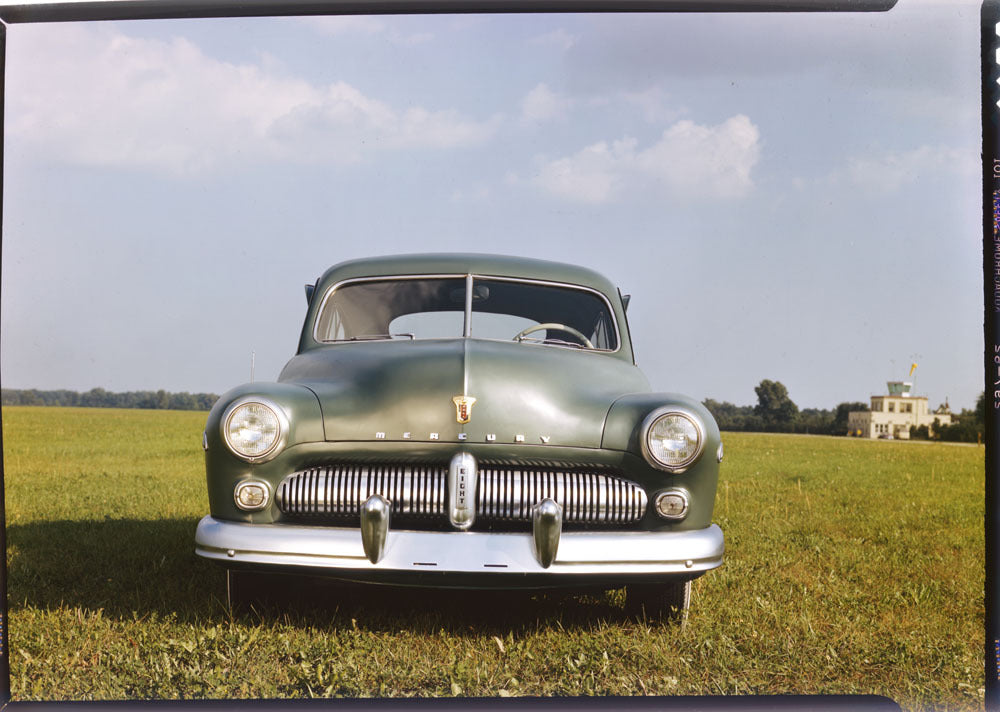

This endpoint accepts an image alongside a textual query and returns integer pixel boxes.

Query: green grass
[1,406,985,707]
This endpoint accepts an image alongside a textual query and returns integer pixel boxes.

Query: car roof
[314,253,621,297]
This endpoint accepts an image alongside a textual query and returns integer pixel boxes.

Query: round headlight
[641,408,705,472]
[223,399,286,461]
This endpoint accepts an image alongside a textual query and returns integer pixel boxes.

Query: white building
[847,381,952,439]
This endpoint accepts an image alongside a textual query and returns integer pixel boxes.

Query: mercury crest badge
[452,395,477,424]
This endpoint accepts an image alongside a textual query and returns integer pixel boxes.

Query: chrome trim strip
[311,273,622,354]
[463,273,473,339]
[195,517,724,576]
[461,333,470,400]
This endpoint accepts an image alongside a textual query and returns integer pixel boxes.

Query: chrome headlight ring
[640,406,706,474]
[220,396,289,463]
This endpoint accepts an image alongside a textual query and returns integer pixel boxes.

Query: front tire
[625,580,691,625]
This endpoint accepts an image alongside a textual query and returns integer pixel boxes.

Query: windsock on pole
[909,362,918,378]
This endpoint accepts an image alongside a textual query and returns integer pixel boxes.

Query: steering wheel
[513,323,595,349]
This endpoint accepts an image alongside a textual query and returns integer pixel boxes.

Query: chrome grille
[476,467,647,524]
[276,463,648,526]
[277,464,446,518]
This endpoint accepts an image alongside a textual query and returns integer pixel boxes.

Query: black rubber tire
[625,580,691,625]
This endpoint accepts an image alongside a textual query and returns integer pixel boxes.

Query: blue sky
[0,1,983,411]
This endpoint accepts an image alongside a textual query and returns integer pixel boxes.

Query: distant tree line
[1,388,219,411]
[703,379,984,442]
[703,379,867,435]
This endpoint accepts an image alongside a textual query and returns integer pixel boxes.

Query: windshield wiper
[519,337,586,349]
[328,333,415,342]
[544,338,586,349]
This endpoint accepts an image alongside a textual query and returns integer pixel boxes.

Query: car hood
[278,339,649,448]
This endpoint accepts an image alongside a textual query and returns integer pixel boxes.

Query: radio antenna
[250,350,255,383]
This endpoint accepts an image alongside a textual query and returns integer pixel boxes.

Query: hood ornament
[453,395,477,424]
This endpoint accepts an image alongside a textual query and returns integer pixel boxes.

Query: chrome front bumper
[194,516,724,586]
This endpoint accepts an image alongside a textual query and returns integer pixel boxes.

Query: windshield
[314,276,619,351]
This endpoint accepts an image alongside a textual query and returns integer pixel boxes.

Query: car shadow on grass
[237,573,636,635]
[6,518,638,633]
[6,517,221,620]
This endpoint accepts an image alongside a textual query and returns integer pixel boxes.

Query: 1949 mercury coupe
[194,254,724,619]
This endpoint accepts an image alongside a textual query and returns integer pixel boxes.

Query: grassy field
[0,406,985,707]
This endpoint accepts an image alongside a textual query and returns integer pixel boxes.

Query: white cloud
[616,87,685,125]
[521,84,683,128]
[534,139,636,203]
[846,145,976,192]
[7,25,494,175]
[520,83,571,124]
[532,115,761,203]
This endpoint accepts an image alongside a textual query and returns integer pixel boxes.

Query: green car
[195,254,724,618]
